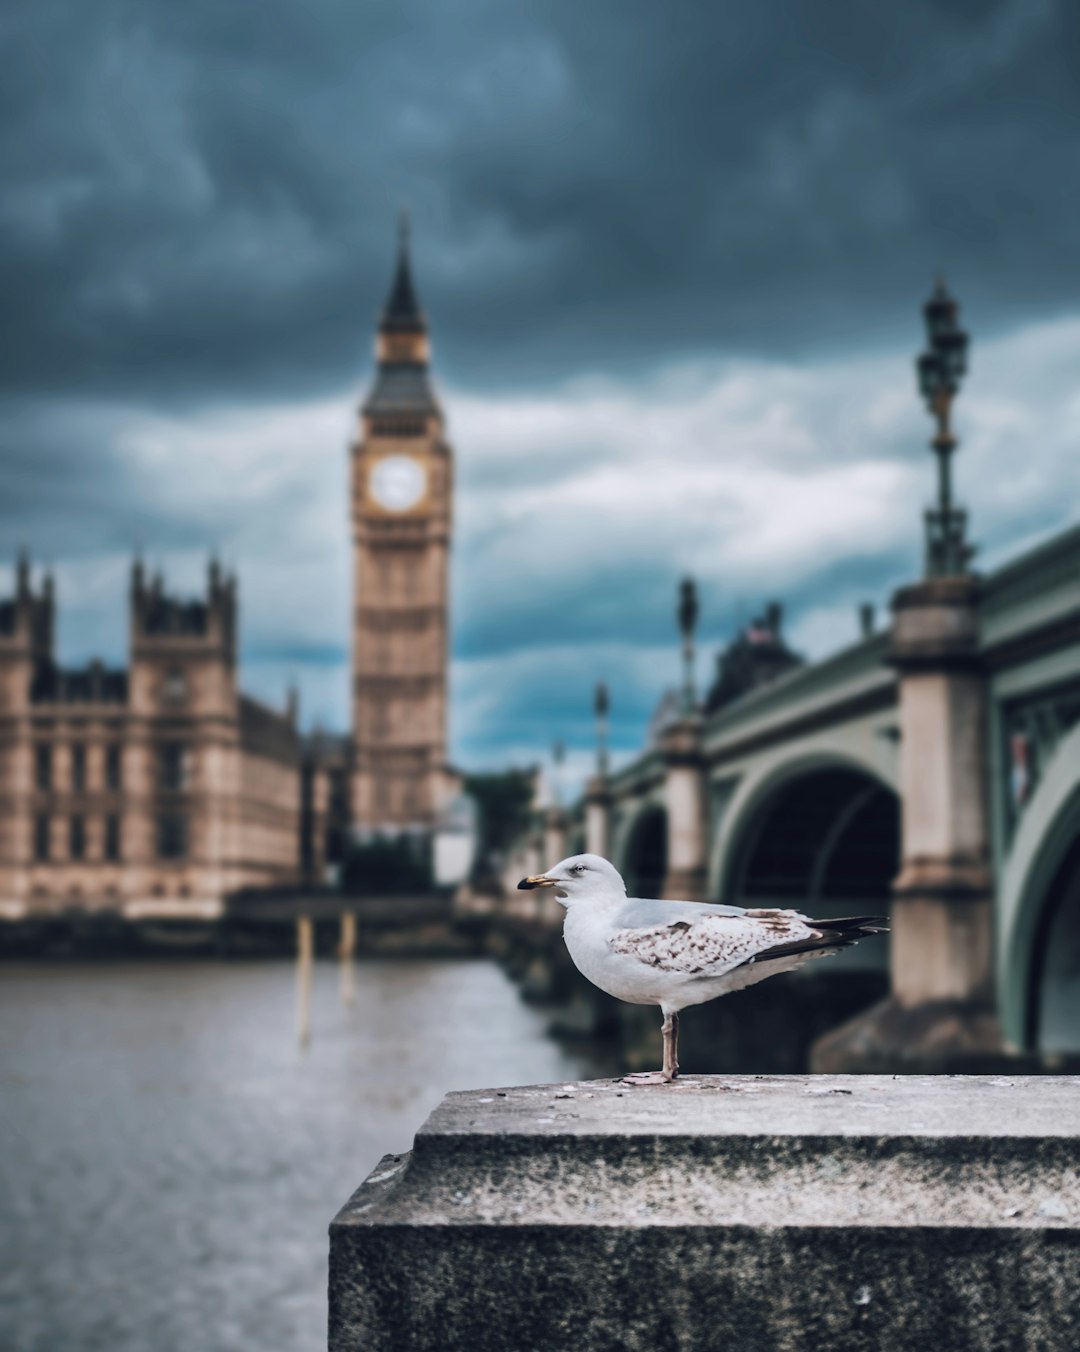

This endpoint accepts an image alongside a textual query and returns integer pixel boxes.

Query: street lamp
[916,277,972,578]
[678,578,699,713]
[552,739,565,807]
[594,681,610,776]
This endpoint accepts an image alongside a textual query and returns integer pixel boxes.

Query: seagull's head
[517,853,626,907]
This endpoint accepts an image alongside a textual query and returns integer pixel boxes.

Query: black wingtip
[813,915,890,934]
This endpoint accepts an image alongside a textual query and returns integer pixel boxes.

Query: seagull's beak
[517,874,556,890]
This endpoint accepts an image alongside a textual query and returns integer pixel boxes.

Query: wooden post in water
[339,910,357,1006]
[296,914,314,1047]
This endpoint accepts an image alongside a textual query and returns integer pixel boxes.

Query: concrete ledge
[330,1075,1080,1351]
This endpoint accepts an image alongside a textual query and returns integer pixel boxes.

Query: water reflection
[0,959,603,1352]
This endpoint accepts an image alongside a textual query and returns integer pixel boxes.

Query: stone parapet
[330,1075,1080,1351]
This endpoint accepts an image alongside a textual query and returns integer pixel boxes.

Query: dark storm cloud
[0,402,154,555]
[2,0,1078,402]
[3,0,1079,763]
[453,539,913,664]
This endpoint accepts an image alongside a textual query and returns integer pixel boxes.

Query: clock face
[370,455,427,512]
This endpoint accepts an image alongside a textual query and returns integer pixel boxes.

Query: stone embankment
[330,1074,1080,1351]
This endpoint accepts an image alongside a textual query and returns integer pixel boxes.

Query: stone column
[536,808,568,925]
[814,576,1004,1071]
[890,578,994,1003]
[661,714,707,901]
[542,807,567,868]
[330,1075,1080,1352]
[583,775,611,858]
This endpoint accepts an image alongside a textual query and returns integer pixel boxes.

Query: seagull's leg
[661,1011,677,1082]
[621,1008,678,1086]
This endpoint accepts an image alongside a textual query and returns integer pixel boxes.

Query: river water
[0,959,602,1352]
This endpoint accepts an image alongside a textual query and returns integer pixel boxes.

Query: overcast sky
[2,0,1078,782]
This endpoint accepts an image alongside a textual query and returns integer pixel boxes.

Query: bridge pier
[542,806,567,867]
[296,913,314,1047]
[815,577,1005,1071]
[339,909,357,1006]
[584,775,611,858]
[661,714,707,900]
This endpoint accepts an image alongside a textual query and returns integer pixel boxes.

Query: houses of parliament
[0,225,454,920]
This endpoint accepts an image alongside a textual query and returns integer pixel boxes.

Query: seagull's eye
[572,864,586,874]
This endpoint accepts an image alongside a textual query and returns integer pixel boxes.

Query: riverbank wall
[330,1074,1080,1352]
[0,892,480,960]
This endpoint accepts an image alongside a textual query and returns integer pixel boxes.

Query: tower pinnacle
[380,210,425,334]
[367,216,439,413]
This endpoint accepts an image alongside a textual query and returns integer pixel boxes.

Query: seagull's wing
[608,905,869,978]
[615,897,747,927]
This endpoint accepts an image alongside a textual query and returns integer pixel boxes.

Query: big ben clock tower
[350,219,452,835]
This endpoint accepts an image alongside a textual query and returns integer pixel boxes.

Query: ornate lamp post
[678,578,699,714]
[916,278,972,578]
[816,277,999,1072]
[659,578,707,899]
[551,739,565,807]
[594,681,610,776]
[585,682,613,858]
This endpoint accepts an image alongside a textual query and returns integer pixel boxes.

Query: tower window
[105,745,122,791]
[71,744,86,792]
[158,742,191,791]
[105,815,121,862]
[34,815,50,861]
[156,814,187,860]
[35,745,52,791]
[69,815,86,860]
[163,668,188,704]
[373,419,425,438]
[326,827,344,864]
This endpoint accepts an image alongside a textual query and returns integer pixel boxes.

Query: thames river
[0,959,603,1352]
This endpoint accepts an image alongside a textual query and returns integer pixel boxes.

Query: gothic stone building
[0,224,455,920]
[0,556,305,920]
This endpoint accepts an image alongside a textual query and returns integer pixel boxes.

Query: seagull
[519,853,887,1085]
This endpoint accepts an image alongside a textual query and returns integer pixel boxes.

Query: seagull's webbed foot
[620,1070,676,1087]
[619,1009,682,1085]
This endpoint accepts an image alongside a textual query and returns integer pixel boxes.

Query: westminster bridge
[496,519,1080,1067]
[494,285,1080,1069]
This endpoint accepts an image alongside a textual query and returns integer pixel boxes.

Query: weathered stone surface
[329,1075,1080,1351]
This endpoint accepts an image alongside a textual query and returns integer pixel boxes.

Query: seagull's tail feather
[810,914,889,935]
[743,916,888,966]
[747,935,858,963]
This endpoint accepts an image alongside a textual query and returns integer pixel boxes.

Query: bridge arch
[616,803,668,900]
[999,722,1080,1052]
[712,753,899,924]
